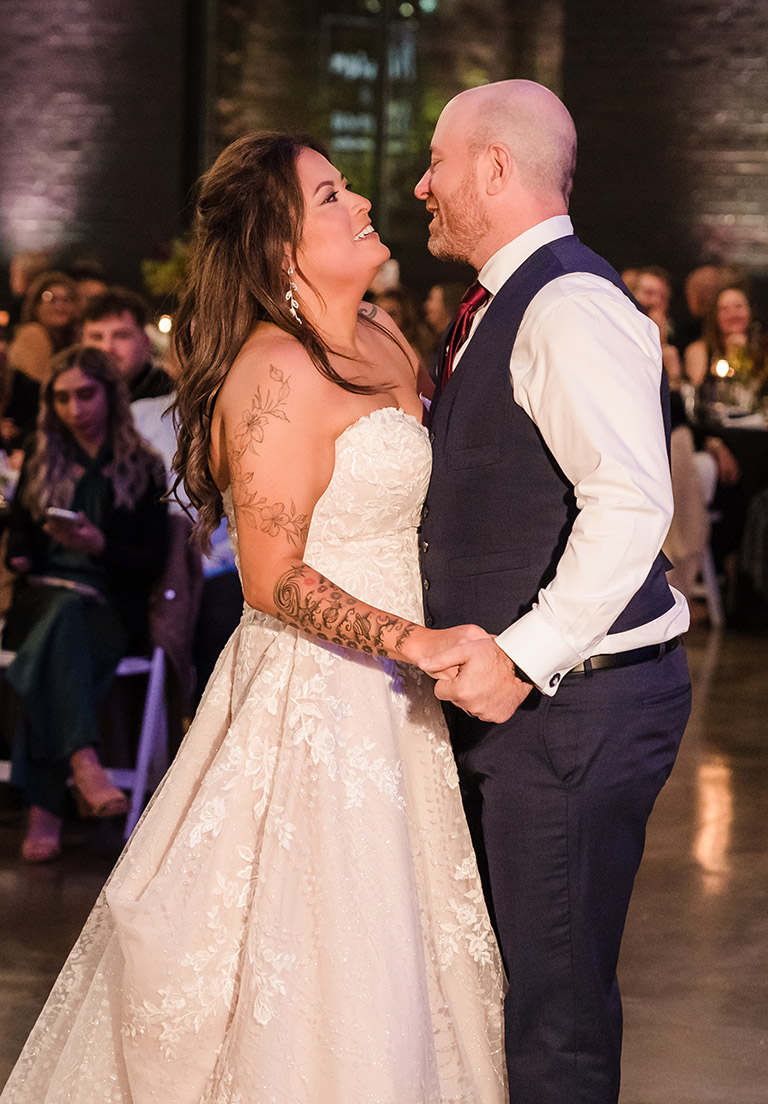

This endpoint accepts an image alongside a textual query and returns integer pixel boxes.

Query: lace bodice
[225,405,432,623]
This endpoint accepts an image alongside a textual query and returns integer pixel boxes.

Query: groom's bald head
[444,80,577,204]
[414,80,577,268]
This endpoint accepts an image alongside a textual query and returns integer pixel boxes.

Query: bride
[1,133,507,1103]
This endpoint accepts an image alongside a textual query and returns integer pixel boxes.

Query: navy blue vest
[420,235,675,635]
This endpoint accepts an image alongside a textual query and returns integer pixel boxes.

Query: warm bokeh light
[714,359,732,378]
[694,754,733,890]
[157,314,172,334]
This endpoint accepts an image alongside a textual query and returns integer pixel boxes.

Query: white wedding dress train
[1,406,507,1104]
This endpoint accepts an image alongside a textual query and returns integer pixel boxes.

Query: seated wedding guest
[684,283,766,388]
[682,283,760,607]
[625,265,671,323]
[0,352,42,451]
[131,375,240,711]
[67,258,109,317]
[3,250,51,332]
[420,282,466,384]
[6,271,79,384]
[626,265,683,384]
[2,345,168,862]
[131,390,206,719]
[678,264,744,351]
[81,287,174,401]
[423,281,466,338]
[663,390,711,609]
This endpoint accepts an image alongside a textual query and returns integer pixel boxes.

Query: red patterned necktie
[440,281,491,391]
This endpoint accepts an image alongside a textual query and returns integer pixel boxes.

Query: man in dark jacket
[82,288,173,402]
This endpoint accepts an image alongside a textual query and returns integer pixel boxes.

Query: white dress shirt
[453,215,689,695]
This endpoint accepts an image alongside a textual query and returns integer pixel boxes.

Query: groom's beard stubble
[426,173,491,266]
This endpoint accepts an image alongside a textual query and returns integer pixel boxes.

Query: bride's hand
[402,622,490,671]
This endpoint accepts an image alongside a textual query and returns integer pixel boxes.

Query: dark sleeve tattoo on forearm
[229,366,309,544]
[273,563,416,657]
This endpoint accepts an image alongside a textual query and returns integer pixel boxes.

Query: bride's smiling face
[293,148,390,290]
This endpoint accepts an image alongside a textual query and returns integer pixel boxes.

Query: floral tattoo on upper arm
[229,366,309,545]
[234,366,290,452]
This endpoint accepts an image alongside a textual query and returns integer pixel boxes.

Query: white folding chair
[0,643,168,838]
[692,451,725,628]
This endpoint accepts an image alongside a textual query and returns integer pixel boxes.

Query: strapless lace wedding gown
[1,407,507,1104]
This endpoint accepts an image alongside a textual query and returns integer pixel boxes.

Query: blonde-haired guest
[7,271,79,384]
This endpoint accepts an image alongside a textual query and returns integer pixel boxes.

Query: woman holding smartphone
[2,344,168,861]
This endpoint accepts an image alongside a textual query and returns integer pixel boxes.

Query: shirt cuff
[495,608,583,696]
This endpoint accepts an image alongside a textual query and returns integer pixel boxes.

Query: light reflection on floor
[620,623,768,1104]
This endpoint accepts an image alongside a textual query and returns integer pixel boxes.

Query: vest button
[426,615,434,626]
[421,539,429,553]
[422,505,429,518]
[423,578,430,591]
[549,673,561,688]
[429,430,435,442]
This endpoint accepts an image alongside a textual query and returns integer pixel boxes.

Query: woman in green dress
[3,344,168,862]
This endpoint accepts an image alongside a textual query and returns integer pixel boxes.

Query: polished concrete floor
[1,621,767,1100]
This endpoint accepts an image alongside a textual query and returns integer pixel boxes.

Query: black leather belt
[571,635,681,675]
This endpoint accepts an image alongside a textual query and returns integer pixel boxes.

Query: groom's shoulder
[522,272,645,343]
[534,270,630,308]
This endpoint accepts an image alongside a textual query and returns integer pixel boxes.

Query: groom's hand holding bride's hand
[408,623,489,678]
[419,636,533,723]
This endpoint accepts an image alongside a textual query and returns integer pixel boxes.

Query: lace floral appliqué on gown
[1,406,507,1104]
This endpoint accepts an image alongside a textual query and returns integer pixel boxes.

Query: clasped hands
[416,623,533,724]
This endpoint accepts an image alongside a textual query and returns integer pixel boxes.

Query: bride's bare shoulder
[219,325,326,413]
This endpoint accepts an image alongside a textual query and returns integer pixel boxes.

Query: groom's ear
[485,142,513,196]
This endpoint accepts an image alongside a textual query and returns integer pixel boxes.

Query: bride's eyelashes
[322,179,352,204]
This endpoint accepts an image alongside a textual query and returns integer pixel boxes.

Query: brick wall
[211,0,768,298]
[564,0,768,287]
[0,0,186,291]
[3,1,767,303]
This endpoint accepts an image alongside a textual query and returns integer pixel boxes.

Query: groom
[415,80,692,1104]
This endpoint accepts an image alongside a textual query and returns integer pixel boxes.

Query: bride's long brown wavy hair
[172,132,396,549]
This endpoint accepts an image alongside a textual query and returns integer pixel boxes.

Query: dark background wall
[1,0,767,303]
[564,0,768,283]
[0,0,186,290]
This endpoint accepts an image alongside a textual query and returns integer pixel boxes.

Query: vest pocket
[450,550,531,577]
[446,441,500,469]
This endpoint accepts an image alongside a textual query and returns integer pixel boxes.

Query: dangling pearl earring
[286,266,302,324]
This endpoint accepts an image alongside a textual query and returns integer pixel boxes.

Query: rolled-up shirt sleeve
[494,274,678,694]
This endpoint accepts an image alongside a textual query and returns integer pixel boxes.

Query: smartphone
[45,507,80,522]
